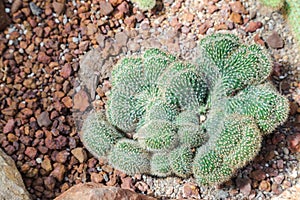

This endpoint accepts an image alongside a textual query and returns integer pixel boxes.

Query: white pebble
[36,157,42,164]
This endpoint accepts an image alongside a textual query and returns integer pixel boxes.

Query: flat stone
[73,90,90,112]
[0,148,31,200]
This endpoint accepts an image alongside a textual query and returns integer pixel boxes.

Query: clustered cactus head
[259,0,285,9]
[81,33,289,186]
[131,0,156,11]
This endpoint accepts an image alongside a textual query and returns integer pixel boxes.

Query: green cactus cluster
[130,0,156,11]
[81,33,289,186]
[258,0,300,49]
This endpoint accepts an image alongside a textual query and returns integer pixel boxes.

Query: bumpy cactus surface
[81,33,289,185]
[131,0,156,11]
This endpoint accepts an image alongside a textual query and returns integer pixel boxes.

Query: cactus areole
[81,33,289,186]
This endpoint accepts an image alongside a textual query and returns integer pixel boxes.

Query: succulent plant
[259,0,285,9]
[131,0,156,11]
[81,33,289,186]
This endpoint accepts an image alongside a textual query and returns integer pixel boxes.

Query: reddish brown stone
[245,21,263,33]
[3,119,15,134]
[73,90,90,112]
[25,147,37,159]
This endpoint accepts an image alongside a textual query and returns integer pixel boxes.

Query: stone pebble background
[0,0,300,199]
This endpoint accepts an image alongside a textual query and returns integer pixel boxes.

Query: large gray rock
[55,183,157,200]
[0,148,31,200]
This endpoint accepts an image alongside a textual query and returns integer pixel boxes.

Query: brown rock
[3,119,15,134]
[44,176,56,190]
[62,96,73,108]
[121,177,134,191]
[100,1,114,16]
[250,169,266,181]
[245,21,263,33]
[254,34,265,46]
[182,183,200,199]
[274,174,285,184]
[55,150,70,163]
[207,5,219,14]
[259,180,271,192]
[287,133,300,152]
[25,147,37,159]
[54,183,157,200]
[73,90,90,112]
[0,0,10,31]
[71,148,87,163]
[50,163,66,182]
[11,0,23,14]
[110,0,123,6]
[230,1,247,14]
[37,111,52,127]
[38,52,51,64]
[7,133,18,142]
[236,177,251,196]
[117,1,129,14]
[115,31,129,47]
[90,172,104,183]
[60,64,72,79]
[230,12,243,24]
[41,157,52,172]
[266,32,284,49]
[53,1,65,15]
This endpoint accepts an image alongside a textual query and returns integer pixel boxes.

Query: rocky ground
[0,0,299,199]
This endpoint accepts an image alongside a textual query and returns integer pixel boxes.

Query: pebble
[266,32,284,49]
[236,177,252,195]
[71,148,87,163]
[37,111,52,127]
[245,21,263,33]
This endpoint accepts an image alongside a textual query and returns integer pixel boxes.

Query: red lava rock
[51,163,66,182]
[44,176,56,190]
[236,177,252,196]
[53,1,65,15]
[259,180,271,192]
[100,1,114,16]
[245,21,262,33]
[55,150,70,163]
[266,32,284,49]
[37,111,52,127]
[3,119,15,134]
[182,183,200,199]
[37,52,51,64]
[250,169,266,181]
[11,0,23,14]
[121,177,135,191]
[62,96,73,108]
[60,64,72,79]
[73,90,90,112]
[54,183,157,200]
[91,172,104,183]
[287,133,300,152]
[229,1,247,14]
[25,147,37,159]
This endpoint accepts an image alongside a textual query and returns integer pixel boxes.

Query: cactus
[131,0,156,11]
[81,33,289,186]
[259,0,285,9]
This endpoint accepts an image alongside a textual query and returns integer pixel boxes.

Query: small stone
[100,1,114,16]
[230,1,247,14]
[135,181,149,193]
[182,183,200,199]
[266,32,284,49]
[115,31,128,47]
[182,12,194,22]
[90,172,104,183]
[53,1,65,15]
[277,159,284,169]
[60,64,72,79]
[44,176,56,190]
[121,177,134,191]
[207,5,219,14]
[71,148,87,163]
[254,34,265,46]
[250,169,266,181]
[7,133,18,142]
[245,21,262,33]
[274,174,285,184]
[3,119,15,134]
[37,111,52,127]
[236,177,251,195]
[50,163,66,182]
[29,2,42,16]
[259,180,271,191]
[11,0,23,14]
[287,133,300,152]
[38,52,51,64]
[55,150,70,163]
[41,157,52,172]
[117,1,129,14]
[73,90,90,112]
[25,147,37,159]
[230,12,243,24]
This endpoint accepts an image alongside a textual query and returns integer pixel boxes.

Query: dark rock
[37,111,52,127]
[0,0,10,31]
[266,32,284,49]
